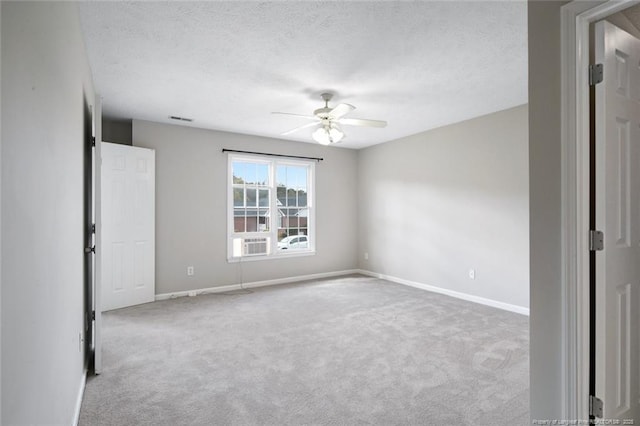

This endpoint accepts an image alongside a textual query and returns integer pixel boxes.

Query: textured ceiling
[78,1,528,149]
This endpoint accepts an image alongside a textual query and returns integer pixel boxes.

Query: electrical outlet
[364,252,369,260]
[187,266,194,276]
[468,269,476,280]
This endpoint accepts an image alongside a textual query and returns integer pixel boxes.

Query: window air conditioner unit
[243,237,269,256]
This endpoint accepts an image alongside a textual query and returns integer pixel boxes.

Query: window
[228,154,315,260]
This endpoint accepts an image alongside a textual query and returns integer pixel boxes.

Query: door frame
[83,95,95,373]
[560,0,639,420]
[94,96,103,374]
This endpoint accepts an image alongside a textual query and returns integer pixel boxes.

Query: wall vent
[168,115,193,122]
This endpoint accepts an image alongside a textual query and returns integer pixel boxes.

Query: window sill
[227,250,316,263]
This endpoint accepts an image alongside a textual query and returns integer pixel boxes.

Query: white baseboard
[357,269,530,316]
[155,269,361,301]
[73,370,87,426]
[155,268,529,316]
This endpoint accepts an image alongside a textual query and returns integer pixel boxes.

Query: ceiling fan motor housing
[314,107,332,118]
[316,93,335,118]
[274,91,386,143]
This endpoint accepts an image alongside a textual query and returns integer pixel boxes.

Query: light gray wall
[528,0,568,420]
[133,120,359,295]
[357,105,529,310]
[0,3,3,419]
[102,117,132,145]
[1,2,95,424]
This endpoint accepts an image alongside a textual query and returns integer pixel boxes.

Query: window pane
[234,209,245,232]
[290,166,306,189]
[258,189,269,207]
[245,215,258,232]
[288,211,300,228]
[297,190,307,207]
[233,188,244,207]
[277,186,287,206]
[233,162,253,184]
[277,165,307,188]
[258,208,269,231]
[286,166,300,188]
[291,188,299,206]
[256,164,269,186]
[246,163,257,185]
[297,209,309,229]
[276,167,287,188]
[246,188,257,207]
[281,208,292,228]
[234,162,269,185]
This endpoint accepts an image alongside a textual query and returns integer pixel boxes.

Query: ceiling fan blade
[328,103,355,119]
[338,118,387,128]
[272,112,319,121]
[281,121,319,136]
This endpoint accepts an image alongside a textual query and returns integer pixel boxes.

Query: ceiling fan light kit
[312,123,344,145]
[273,93,387,146]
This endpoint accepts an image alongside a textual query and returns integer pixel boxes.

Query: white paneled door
[101,143,155,311]
[594,20,640,422]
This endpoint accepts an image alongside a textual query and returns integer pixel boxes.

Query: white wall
[133,120,359,295]
[528,0,568,420]
[1,2,95,424]
[357,105,529,311]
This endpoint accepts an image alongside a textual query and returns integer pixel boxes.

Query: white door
[595,20,640,422]
[101,142,155,311]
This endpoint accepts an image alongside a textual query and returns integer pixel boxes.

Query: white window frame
[227,153,316,262]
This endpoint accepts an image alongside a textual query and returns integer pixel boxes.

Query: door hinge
[590,63,603,85]
[91,310,96,321]
[589,395,603,418]
[589,230,604,251]
[91,136,96,147]
[84,246,95,254]
[91,223,96,234]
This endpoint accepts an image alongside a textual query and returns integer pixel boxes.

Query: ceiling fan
[273,93,387,145]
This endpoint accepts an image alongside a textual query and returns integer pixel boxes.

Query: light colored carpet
[79,275,529,425]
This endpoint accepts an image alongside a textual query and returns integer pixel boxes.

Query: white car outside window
[278,235,308,250]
